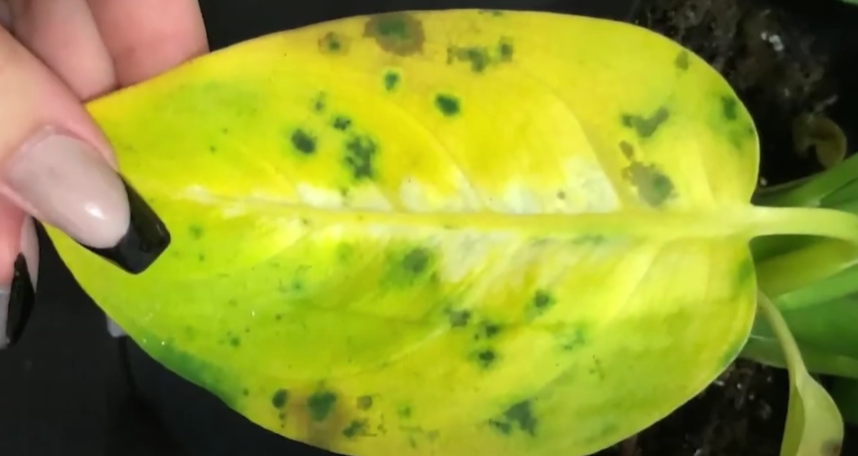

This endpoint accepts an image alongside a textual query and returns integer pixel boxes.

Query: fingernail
[106,316,128,338]
[0,218,38,350]
[3,130,171,274]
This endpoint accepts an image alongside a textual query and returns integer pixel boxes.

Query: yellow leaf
[42,9,858,456]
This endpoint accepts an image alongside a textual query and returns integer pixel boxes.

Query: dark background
[0,1,642,456]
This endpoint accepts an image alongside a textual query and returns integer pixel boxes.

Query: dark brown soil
[589,0,858,455]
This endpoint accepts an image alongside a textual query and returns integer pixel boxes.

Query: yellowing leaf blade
[44,9,778,456]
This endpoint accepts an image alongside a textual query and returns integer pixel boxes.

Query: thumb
[0,26,171,275]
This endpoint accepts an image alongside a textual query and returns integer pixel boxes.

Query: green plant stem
[757,290,845,456]
[749,206,858,246]
[755,152,858,208]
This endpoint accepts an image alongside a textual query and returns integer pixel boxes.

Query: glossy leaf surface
[48,9,768,456]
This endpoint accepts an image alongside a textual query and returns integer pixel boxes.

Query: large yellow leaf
[43,9,858,456]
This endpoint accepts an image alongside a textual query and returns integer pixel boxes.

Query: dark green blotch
[490,400,537,436]
[481,322,501,338]
[332,116,352,131]
[398,405,412,419]
[271,388,289,409]
[498,39,514,60]
[313,93,326,112]
[307,391,337,422]
[621,107,670,138]
[532,290,554,312]
[319,32,349,54]
[401,247,431,274]
[619,141,634,159]
[446,38,513,74]
[342,420,368,438]
[363,12,425,56]
[189,224,204,239]
[435,94,461,117]
[448,309,471,327]
[475,349,497,368]
[622,162,675,207]
[561,326,587,351]
[291,129,317,155]
[229,336,241,348]
[384,71,400,91]
[721,95,739,121]
[448,46,490,73]
[357,395,373,410]
[674,51,690,70]
[343,134,377,181]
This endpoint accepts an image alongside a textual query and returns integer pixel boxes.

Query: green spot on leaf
[332,116,352,131]
[721,96,738,121]
[446,38,513,73]
[448,309,471,327]
[621,107,670,138]
[435,94,461,117]
[307,390,337,422]
[489,400,538,436]
[318,31,350,55]
[363,12,425,56]
[271,388,289,409]
[401,247,432,275]
[189,224,204,239]
[342,420,368,438]
[343,134,377,181]
[532,290,554,312]
[674,51,690,70]
[229,336,241,347]
[622,162,675,207]
[356,395,373,410]
[290,129,317,155]
[384,71,400,91]
[474,349,497,368]
[398,405,412,419]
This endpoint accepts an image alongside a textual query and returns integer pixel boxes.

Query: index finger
[87,0,208,87]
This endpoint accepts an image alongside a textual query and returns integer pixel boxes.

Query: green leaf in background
[756,291,844,456]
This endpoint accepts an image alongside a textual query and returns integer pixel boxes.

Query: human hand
[0,0,208,349]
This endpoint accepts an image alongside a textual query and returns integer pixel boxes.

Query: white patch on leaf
[559,157,620,213]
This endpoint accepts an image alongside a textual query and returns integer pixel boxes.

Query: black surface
[0,2,644,455]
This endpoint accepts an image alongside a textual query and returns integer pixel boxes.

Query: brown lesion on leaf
[318,31,351,55]
[363,13,425,57]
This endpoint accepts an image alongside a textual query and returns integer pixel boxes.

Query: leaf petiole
[756,290,844,456]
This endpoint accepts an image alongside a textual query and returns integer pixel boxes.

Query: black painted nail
[4,254,35,348]
[83,180,171,275]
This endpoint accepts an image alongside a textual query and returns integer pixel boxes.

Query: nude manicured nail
[0,218,38,350]
[3,132,170,274]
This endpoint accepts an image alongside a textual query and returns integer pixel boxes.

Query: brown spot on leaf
[363,13,425,56]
